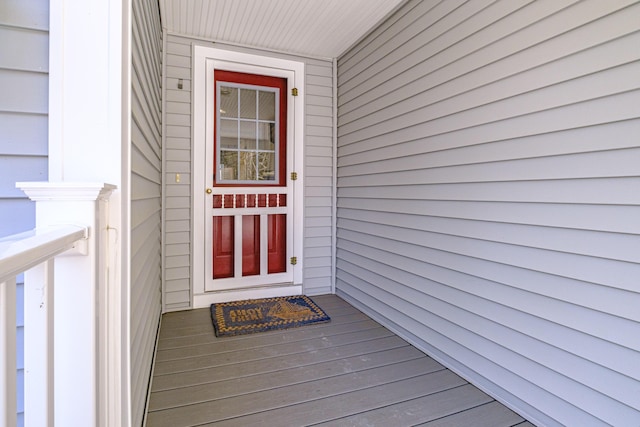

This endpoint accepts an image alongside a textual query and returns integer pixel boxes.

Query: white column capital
[16,182,117,202]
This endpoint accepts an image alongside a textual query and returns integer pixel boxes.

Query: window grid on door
[216,82,280,184]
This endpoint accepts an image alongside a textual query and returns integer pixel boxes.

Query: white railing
[0,225,87,427]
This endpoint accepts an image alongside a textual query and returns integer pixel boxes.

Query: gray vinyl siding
[0,1,49,425]
[163,35,191,311]
[336,1,640,426]
[131,0,163,425]
[0,0,49,236]
[302,61,335,293]
[162,35,335,311]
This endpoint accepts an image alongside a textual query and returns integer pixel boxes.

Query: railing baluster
[24,259,55,426]
[0,277,17,427]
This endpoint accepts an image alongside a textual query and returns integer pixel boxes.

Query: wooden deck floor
[146,294,534,426]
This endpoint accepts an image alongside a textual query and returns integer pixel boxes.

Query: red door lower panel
[212,216,234,279]
[242,215,260,276]
[268,214,287,274]
[213,213,287,280]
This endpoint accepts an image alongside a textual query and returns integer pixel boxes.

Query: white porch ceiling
[159,0,406,59]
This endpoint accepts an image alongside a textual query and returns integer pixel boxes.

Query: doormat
[210,295,330,337]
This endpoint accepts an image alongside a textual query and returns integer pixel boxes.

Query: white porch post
[19,183,115,427]
[47,0,131,424]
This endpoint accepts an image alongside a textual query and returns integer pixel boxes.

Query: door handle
[206,188,212,194]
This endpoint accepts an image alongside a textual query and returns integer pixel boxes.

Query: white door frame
[192,45,305,308]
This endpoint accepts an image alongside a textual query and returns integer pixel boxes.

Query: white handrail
[0,226,87,284]
[0,225,87,427]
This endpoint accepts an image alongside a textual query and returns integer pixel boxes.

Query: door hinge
[291,87,299,96]
[290,256,298,265]
[290,172,298,181]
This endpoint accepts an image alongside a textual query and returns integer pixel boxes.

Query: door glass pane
[258,152,276,181]
[239,121,256,150]
[239,151,257,181]
[220,119,238,149]
[258,91,275,120]
[219,86,238,118]
[220,151,238,180]
[239,89,257,119]
[258,122,275,150]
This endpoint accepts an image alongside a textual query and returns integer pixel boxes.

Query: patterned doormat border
[210,295,331,337]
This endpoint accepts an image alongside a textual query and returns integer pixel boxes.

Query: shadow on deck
[146,294,534,426]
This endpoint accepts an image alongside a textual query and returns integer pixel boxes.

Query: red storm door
[207,70,292,291]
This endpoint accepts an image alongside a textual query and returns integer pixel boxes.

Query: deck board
[310,384,494,426]
[209,371,466,427]
[146,294,528,426]
[416,401,527,427]
[151,335,409,392]
[156,316,382,360]
[149,346,427,411]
